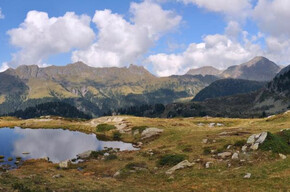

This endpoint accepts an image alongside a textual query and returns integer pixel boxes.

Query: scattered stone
[141,128,163,140]
[52,174,63,178]
[227,163,231,168]
[59,160,71,169]
[250,143,259,150]
[231,153,239,160]
[210,150,216,154]
[227,145,232,150]
[212,140,216,143]
[279,153,287,160]
[113,171,120,178]
[209,123,215,127]
[104,153,110,156]
[168,175,175,180]
[256,132,267,144]
[247,134,256,144]
[242,145,247,152]
[244,173,251,179]
[133,142,143,148]
[77,150,93,159]
[197,123,205,126]
[202,139,208,144]
[216,123,224,126]
[165,160,195,175]
[205,162,212,169]
[217,152,232,159]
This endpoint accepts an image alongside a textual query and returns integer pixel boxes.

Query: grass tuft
[158,154,186,166]
[96,124,116,132]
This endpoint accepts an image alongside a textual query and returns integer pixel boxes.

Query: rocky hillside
[186,66,221,76]
[193,79,265,101]
[0,63,217,117]
[221,56,281,82]
[161,64,290,118]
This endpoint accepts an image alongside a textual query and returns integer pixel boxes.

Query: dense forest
[7,102,92,119]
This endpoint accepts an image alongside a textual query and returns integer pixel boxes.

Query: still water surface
[0,127,136,166]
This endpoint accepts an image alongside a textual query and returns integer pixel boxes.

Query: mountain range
[0,56,286,118]
[162,63,290,118]
[0,62,218,117]
[186,56,281,82]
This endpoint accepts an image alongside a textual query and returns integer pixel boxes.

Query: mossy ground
[0,113,290,191]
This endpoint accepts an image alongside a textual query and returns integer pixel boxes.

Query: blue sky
[0,0,289,76]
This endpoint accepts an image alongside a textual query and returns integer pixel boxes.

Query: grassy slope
[0,113,289,191]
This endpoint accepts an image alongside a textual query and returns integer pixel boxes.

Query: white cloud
[254,0,290,38]
[148,22,263,76]
[0,8,4,19]
[0,62,9,72]
[6,11,95,68]
[72,0,181,67]
[178,0,252,20]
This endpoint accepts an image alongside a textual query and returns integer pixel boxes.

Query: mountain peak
[222,56,280,81]
[186,66,221,76]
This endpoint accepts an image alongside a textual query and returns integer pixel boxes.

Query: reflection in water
[0,127,136,164]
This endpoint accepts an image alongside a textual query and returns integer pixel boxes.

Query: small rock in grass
[217,152,232,159]
[202,139,208,144]
[250,143,259,150]
[205,162,212,169]
[227,145,232,149]
[279,153,286,160]
[244,173,251,179]
[242,145,247,152]
[247,134,256,144]
[52,174,63,178]
[59,160,71,169]
[256,132,267,144]
[165,160,195,175]
[232,153,239,160]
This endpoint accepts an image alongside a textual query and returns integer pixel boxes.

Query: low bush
[125,162,147,170]
[203,147,211,155]
[113,131,121,140]
[96,124,116,132]
[158,154,186,166]
[260,132,290,154]
[234,139,246,147]
[105,154,118,161]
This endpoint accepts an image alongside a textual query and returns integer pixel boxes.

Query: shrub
[234,140,246,147]
[125,162,147,170]
[96,124,116,132]
[113,131,121,140]
[260,132,290,154]
[105,154,118,161]
[90,151,104,159]
[158,154,186,166]
[203,147,211,155]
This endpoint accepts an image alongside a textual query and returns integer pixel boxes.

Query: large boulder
[246,132,268,151]
[141,128,163,140]
[165,160,195,175]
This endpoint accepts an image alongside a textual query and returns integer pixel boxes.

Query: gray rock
[209,123,215,127]
[279,153,287,160]
[242,145,247,152]
[250,143,259,150]
[52,174,63,178]
[77,150,93,159]
[247,134,256,144]
[113,171,120,178]
[216,123,224,126]
[244,173,251,179]
[202,139,208,144]
[165,160,195,175]
[256,132,267,144]
[205,162,212,169]
[104,153,110,156]
[231,153,239,160]
[227,145,232,149]
[59,160,71,169]
[141,128,163,140]
[217,152,232,159]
